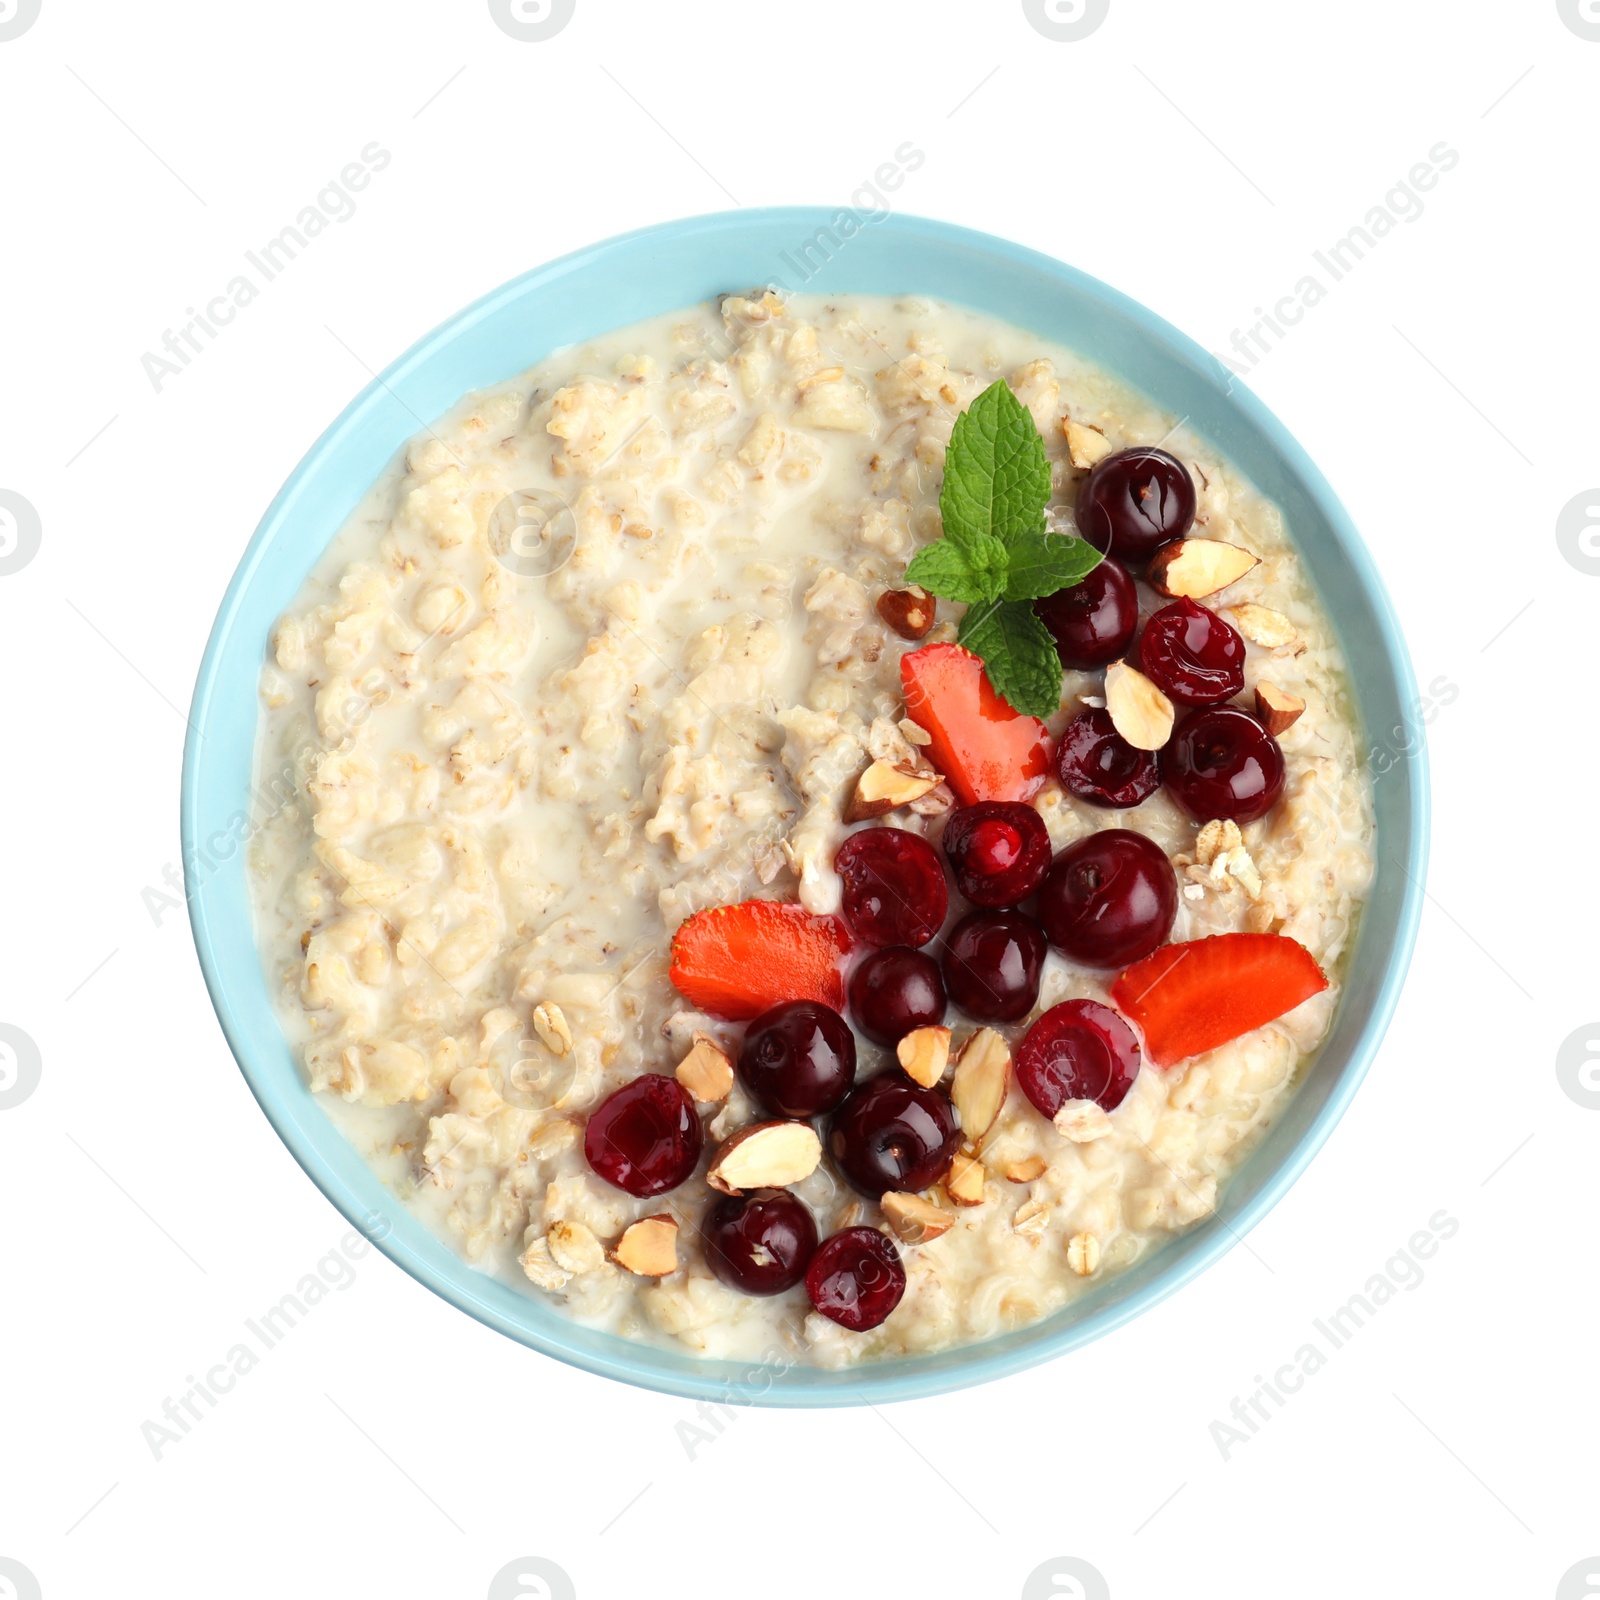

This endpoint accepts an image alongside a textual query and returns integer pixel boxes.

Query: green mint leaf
[939,379,1052,551]
[906,531,1009,602]
[957,599,1064,720]
[1000,531,1103,602]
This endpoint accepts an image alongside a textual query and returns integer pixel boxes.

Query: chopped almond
[612,1215,679,1276]
[950,1028,1011,1140]
[876,585,937,640]
[1229,603,1297,649]
[706,1120,822,1193]
[1104,660,1175,751]
[1147,538,1259,599]
[675,1033,734,1103]
[1254,681,1306,735]
[881,1191,954,1245]
[1063,418,1113,469]
[1003,1155,1048,1184]
[944,1148,987,1206]
[843,758,943,823]
[896,1024,951,1088]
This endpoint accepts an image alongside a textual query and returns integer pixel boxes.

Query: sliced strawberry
[900,642,1051,807]
[669,900,851,1021]
[1109,933,1329,1067]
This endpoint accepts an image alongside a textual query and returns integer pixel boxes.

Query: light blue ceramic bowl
[183,209,1426,1406]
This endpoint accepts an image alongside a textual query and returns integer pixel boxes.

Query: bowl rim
[183,206,1428,1406]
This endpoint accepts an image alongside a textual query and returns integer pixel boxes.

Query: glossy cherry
[738,999,857,1119]
[1075,448,1195,566]
[828,1074,961,1197]
[702,1189,818,1296]
[834,826,949,949]
[941,802,1053,908]
[1138,598,1246,707]
[848,946,946,1047]
[1033,554,1137,668]
[805,1227,907,1331]
[1162,705,1286,824]
[1054,709,1161,809]
[1016,1000,1143,1116]
[1037,829,1177,968]
[583,1074,703,1197]
[940,909,1048,1023]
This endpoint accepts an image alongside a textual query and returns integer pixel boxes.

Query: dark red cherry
[738,1000,856,1119]
[584,1074,703,1196]
[1075,448,1195,566]
[1033,554,1137,668]
[805,1226,907,1331]
[1016,1000,1143,1116]
[1037,829,1177,968]
[848,947,945,1047]
[828,1074,961,1197]
[834,827,949,948]
[702,1189,817,1295]
[1138,598,1245,706]
[1161,705,1286,823]
[941,909,1047,1022]
[1054,709,1161,809]
[941,802,1052,908]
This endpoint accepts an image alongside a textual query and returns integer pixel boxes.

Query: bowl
[183,208,1427,1406]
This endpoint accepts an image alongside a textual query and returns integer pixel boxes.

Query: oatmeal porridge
[249,290,1374,1366]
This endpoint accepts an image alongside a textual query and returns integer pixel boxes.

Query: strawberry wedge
[901,642,1051,807]
[670,900,851,1021]
[1110,933,1329,1067]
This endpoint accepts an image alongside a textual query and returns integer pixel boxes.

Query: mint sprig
[903,379,1101,718]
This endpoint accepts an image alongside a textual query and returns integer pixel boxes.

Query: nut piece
[1146,538,1260,599]
[1053,1099,1113,1142]
[1063,418,1113,469]
[1105,659,1175,751]
[881,1191,955,1245]
[532,1002,573,1057]
[876,585,937,640]
[1254,681,1306,735]
[944,1148,987,1206]
[950,1027,1012,1140]
[1013,1198,1051,1242]
[675,1033,734,1103]
[844,758,943,823]
[706,1120,822,1193]
[612,1215,679,1276]
[1003,1155,1048,1183]
[1229,603,1297,649]
[1067,1231,1102,1276]
[546,1220,606,1275]
[896,1024,952,1088]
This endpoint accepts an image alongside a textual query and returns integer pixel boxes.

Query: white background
[1,2,1594,1596]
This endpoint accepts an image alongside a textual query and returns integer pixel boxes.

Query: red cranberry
[942,802,1052,907]
[584,1075,703,1197]
[941,909,1047,1022]
[805,1227,907,1331]
[1162,705,1285,823]
[1138,598,1245,706]
[828,1074,961,1197]
[1054,709,1161,809]
[702,1189,817,1295]
[848,946,945,1047]
[1033,555,1137,668]
[834,827,949,948]
[738,1000,856,1119]
[1075,448,1195,566]
[1037,829,1177,968]
[1016,1000,1143,1116]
